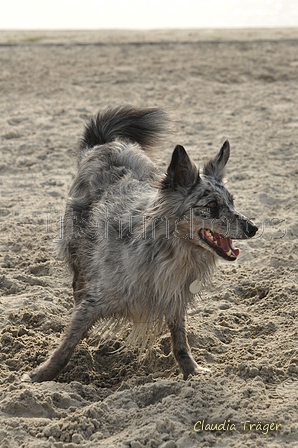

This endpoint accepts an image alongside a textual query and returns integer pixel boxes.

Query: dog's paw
[28,362,59,382]
[193,365,211,375]
[182,362,211,380]
[21,371,43,383]
[21,373,32,383]
[29,369,50,383]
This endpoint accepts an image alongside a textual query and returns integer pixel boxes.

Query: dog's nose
[245,221,258,238]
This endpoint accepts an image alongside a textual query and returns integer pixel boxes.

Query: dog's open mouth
[199,229,240,261]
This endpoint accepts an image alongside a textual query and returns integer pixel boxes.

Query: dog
[30,106,258,382]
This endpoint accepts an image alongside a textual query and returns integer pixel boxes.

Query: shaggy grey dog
[30,106,258,382]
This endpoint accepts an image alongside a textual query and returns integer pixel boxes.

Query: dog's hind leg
[169,315,210,380]
[30,296,100,382]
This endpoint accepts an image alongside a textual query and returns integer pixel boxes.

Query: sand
[0,28,298,448]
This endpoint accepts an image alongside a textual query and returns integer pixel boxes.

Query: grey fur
[30,106,257,383]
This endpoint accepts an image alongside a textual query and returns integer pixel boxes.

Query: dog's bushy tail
[79,106,168,156]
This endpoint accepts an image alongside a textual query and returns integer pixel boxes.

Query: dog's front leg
[30,297,99,382]
[169,315,210,380]
[72,267,86,306]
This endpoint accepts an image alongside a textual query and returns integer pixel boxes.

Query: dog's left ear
[203,140,230,180]
[161,145,199,190]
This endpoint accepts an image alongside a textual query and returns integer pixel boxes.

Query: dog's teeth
[206,230,213,239]
[226,250,232,257]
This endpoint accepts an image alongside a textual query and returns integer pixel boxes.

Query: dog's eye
[206,201,218,208]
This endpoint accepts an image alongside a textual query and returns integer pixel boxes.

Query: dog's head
[159,141,258,261]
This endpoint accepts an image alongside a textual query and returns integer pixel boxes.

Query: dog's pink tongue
[219,237,229,252]
[233,245,240,257]
[219,236,240,257]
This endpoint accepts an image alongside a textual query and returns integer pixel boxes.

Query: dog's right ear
[161,145,199,190]
[203,140,230,180]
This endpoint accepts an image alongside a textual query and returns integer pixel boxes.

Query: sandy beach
[0,28,298,447]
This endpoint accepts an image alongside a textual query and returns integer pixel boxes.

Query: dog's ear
[161,145,199,190]
[203,140,230,180]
